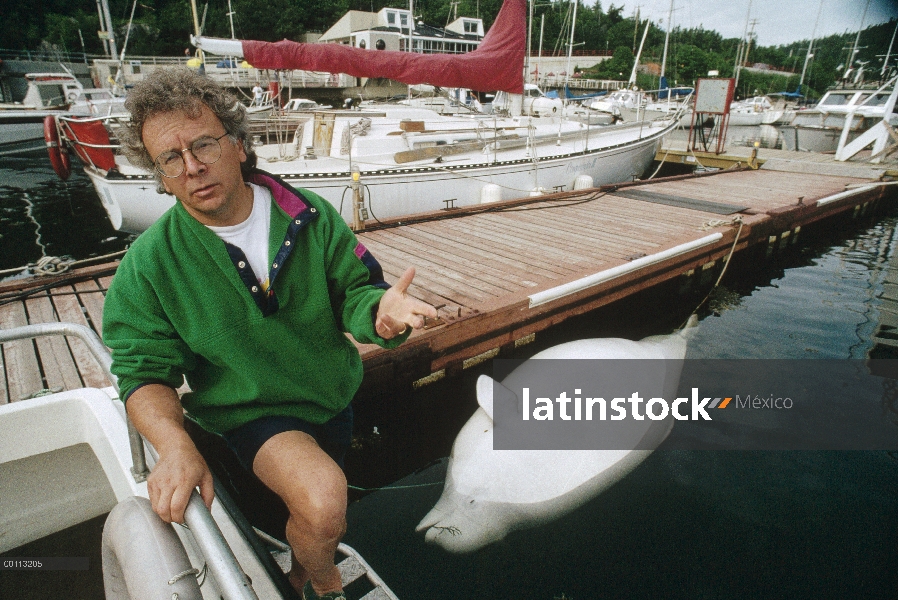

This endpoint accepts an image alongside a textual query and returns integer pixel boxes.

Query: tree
[586,45,633,80]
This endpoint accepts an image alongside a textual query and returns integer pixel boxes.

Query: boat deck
[1,149,896,400]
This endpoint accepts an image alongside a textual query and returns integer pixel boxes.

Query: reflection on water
[0,153,131,275]
[344,210,898,600]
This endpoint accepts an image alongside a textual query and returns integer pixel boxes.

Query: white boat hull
[86,118,672,233]
[778,125,861,153]
[727,112,764,126]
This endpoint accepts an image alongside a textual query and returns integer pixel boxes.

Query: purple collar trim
[248,172,309,217]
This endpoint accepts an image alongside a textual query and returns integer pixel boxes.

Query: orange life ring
[44,116,71,181]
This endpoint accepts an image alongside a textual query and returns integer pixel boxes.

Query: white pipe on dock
[815,184,880,207]
[528,233,723,308]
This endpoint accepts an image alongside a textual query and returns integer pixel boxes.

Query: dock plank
[370,229,525,293]
[25,295,83,391]
[395,224,564,284]
[409,220,574,278]
[73,279,107,338]
[0,302,43,402]
[50,288,111,389]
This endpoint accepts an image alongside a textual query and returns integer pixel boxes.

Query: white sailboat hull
[86,116,672,233]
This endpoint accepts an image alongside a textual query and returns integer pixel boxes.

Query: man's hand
[147,442,215,524]
[375,267,438,339]
[127,383,215,524]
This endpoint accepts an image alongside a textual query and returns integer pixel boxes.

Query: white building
[318,7,483,54]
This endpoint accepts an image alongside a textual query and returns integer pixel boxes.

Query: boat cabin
[6,73,83,110]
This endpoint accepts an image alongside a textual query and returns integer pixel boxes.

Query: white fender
[102,496,203,600]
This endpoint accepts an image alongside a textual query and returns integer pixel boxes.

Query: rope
[32,256,75,275]
[686,215,745,323]
[647,146,671,180]
[0,248,128,278]
[348,481,444,492]
[168,567,201,585]
[699,219,733,231]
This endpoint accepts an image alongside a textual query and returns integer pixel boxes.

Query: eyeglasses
[153,132,230,178]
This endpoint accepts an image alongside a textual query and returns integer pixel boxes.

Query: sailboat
[48,0,679,234]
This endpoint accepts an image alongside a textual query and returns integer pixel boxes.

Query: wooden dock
[1,151,896,401]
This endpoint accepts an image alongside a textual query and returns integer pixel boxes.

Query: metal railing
[0,322,259,600]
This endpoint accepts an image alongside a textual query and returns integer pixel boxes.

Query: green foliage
[585,45,633,80]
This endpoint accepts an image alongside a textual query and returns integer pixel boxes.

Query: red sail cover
[243,0,525,94]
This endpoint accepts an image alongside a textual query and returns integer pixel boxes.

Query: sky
[605,0,898,47]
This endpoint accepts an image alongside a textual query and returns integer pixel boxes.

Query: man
[252,83,264,104]
[103,68,436,600]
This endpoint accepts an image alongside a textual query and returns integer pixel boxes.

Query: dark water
[2,152,896,598]
[343,209,898,599]
[0,153,132,277]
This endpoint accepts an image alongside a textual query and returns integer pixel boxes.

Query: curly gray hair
[119,68,257,190]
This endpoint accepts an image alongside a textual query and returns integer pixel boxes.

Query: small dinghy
[0,323,398,600]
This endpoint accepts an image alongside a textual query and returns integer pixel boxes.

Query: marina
[2,143,897,600]
[2,0,898,596]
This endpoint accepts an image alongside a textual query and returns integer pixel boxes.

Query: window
[464,20,477,33]
[359,39,366,49]
[387,12,396,25]
[400,13,408,27]
[819,93,851,106]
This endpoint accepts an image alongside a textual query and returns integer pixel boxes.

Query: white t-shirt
[207,183,272,290]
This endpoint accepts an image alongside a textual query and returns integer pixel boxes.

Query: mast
[628,21,650,88]
[227,0,236,39]
[733,0,752,91]
[660,0,674,85]
[100,0,118,60]
[845,0,871,80]
[95,0,110,57]
[564,0,579,87]
[408,0,414,53]
[113,0,139,90]
[798,0,824,93]
[526,0,533,84]
[538,14,544,84]
[882,20,898,79]
[189,0,204,64]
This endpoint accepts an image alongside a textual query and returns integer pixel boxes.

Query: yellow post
[351,171,365,232]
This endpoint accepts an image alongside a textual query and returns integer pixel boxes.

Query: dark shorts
[220,404,353,472]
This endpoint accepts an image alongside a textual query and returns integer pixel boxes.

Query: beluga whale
[416,315,699,553]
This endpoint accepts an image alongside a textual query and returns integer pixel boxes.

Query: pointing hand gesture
[375,267,438,339]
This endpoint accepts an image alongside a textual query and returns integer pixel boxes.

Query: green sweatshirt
[103,171,407,434]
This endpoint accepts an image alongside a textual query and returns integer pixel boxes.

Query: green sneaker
[302,581,347,600]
